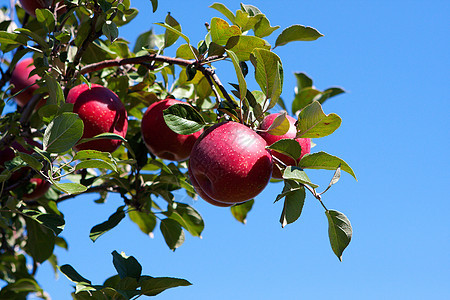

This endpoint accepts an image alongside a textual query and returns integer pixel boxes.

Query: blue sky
[4,0,449,299]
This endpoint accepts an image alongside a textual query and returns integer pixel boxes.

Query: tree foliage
[0,1,355,298]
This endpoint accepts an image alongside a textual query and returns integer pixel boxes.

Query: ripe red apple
[189,121,273,205]
[66,84,128,153]
[22,177,51,201]
[258,113,311,178]
[19,0,60,16]
[141,98,203,161]
[188,160,232,207]
[10,58,41,107]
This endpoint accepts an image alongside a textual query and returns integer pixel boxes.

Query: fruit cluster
[6,58,311,206]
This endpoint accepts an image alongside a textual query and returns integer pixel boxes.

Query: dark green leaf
[230,200,254,224]
[2,278,42,294]
[25,217,55,263]
[294,72,313,90]
[326,210,352,261]
[150,0,158,13]
[17,151,42,171]
[167,203,204,237]
[282,166,318,188]
[112,250,142,280]
[90,206,126,242]
[267,139,302,162]
[78,132,127,144]
[140,277,192,296]
[154,22,189,45]
[316,87,346,105]
[292,87,322,113]
[59,264,91,285]
[160,218,185,251]
[23,210,65,235]
[163,103,206,135]
[296,101,341,138]
[45,74,65,106]
[275,24,324,47]
[15,28,48,50]
[102,21,119,43]
[280,183,305,227]
[43,112,84,153]
[210,17,242,45]
[299,152,357,180]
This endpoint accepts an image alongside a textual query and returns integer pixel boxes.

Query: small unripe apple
[258,113,311,178]
[10,58,41,107]
[66,84,128,153]
[141,98,203,161]
[19,0,59,17]
[22,177,51,201]
[189,122,272,204]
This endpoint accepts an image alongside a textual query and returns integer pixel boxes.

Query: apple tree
[0,0,356,298]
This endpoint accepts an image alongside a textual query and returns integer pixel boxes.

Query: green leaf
[43,112,84,153]
[294,72,313,90]
[23,210,65,235]
[167,202,204,237]
[154,22,190,45]
[176,44,199,59]
[299,151,357,180]
[90,206,126,242]
[150,0,158,12]
[140,276,192,296]
[210,17,242,45]
[129,210,157,236]
[164,13,181,48]
[282,166,319,188]
[280,182,305,228]
[15,28,48,50]
[24,217,55,263]
[77,132,127,146]
[160,218,185,251]
[250,48,283,108]
[209,3,235,24]
[275,24,324,48]
[35,8,55,32]
[45,74,65,106]
[230,200,254,224]
[225,35,270,61]
[316,87,346,105]
[234,10,263,32]
[102,20,119,43]
[0,32,29,49]
[75,160,118,173]
[254,16,280,38]
[226,49,247,101]
[266,111,290,136]
[112,250,142,280]
[326,210,352,261]
[267,139,302,162]
[163,103,206,135]
[47,173,88,194]
[59,264,91,285]
[73,150,113,161]
[17,151,43,172]
[292,87,322,113]
[296,101,341,138]
[1,278,43,294]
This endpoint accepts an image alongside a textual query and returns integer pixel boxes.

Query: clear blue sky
[5,0,449,299]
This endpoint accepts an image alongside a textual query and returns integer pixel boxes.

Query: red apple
[19,0,60,17]
[66,84,128,153]
[141,98,203,161]
[10,58,41,107]
[188,160,232,207]
[258,113,311,178]
[189,121,272,205]
[22,177,51,201]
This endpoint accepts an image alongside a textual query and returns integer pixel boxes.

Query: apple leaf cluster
[0,1,356,298]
